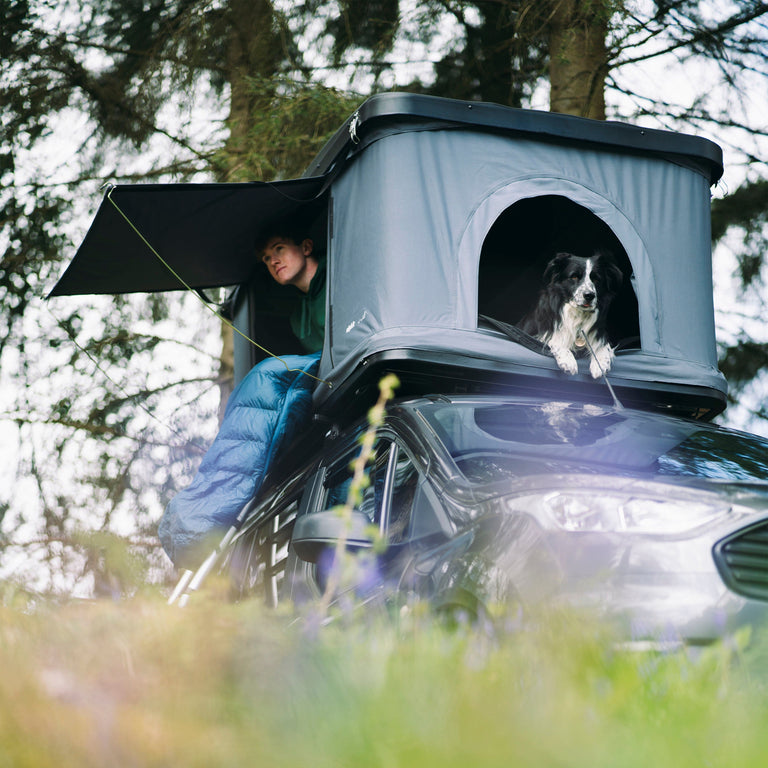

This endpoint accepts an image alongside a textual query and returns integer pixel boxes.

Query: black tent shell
[305,92,723,183]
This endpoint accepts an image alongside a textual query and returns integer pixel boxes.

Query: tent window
[478,195,640,349]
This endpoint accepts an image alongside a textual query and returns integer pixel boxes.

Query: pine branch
[613,4,768,69]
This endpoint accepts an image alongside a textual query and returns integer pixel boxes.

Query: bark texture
[548,0,609,119]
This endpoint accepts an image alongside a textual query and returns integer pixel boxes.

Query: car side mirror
[291,509,374,563]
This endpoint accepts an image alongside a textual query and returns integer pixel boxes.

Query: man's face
[261,236,314,289]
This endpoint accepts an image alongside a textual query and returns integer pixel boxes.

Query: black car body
[225,394,768,644]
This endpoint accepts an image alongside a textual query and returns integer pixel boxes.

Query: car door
[285,431,448,604]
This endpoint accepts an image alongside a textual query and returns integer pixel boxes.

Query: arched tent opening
[478,195,640,350]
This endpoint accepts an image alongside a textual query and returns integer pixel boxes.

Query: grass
[0,581,767,768]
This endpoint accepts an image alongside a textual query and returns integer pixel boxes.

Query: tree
[711,179,768,428]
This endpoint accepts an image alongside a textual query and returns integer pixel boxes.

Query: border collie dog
[519,251,623,378]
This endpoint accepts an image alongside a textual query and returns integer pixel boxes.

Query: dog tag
[574,336,586,348]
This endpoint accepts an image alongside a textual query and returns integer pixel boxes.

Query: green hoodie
[289,257,326,353]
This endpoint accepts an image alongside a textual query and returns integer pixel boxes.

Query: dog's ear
[595,250,623,293]
[543,252,572,284]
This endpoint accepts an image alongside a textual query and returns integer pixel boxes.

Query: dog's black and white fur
[519,251,623,378]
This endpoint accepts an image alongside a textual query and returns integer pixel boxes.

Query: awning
[49,177,329,297]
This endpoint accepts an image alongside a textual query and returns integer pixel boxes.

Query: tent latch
[349,111,360,144]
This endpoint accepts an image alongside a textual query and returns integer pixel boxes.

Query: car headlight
[541,491,732,534]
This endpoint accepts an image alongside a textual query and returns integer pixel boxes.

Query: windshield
[418,400,768,485]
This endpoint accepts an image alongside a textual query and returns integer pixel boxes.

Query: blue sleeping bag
[159,352,320,567]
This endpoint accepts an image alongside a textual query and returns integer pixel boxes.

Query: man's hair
[254,215,311,256]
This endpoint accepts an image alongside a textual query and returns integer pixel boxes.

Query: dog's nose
[583,292,595,303]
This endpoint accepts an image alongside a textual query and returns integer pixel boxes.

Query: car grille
[713,520,768,602]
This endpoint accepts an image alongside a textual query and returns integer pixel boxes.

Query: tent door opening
[477,195,640,351]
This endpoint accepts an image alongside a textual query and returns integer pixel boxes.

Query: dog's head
[542,251,623,312]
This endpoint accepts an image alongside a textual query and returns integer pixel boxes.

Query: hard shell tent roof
[50,92,727,419]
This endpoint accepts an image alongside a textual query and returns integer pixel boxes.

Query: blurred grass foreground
[1,582,767,768]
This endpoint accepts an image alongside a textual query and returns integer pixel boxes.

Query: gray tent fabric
[312,123,725,410]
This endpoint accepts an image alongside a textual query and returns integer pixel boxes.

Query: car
[222,392,768,645]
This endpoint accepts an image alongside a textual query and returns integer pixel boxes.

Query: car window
[322,439,392,524]
[656,428,768,481]
[320,438,421,543]
[388,447,418,544]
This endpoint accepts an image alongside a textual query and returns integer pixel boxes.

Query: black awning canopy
[49,177,328,297]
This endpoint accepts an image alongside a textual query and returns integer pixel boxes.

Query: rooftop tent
[53,92,728,420]
[303,93,727,419]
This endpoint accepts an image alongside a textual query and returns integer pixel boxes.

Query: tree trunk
[216,0,283,419]
[222,0,282,182]
[548,0,609,119]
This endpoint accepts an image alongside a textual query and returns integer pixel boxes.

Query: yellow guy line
[105,186,329,386]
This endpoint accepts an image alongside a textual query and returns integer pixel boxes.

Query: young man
[257,225,326,353]
[161,221,326,568]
